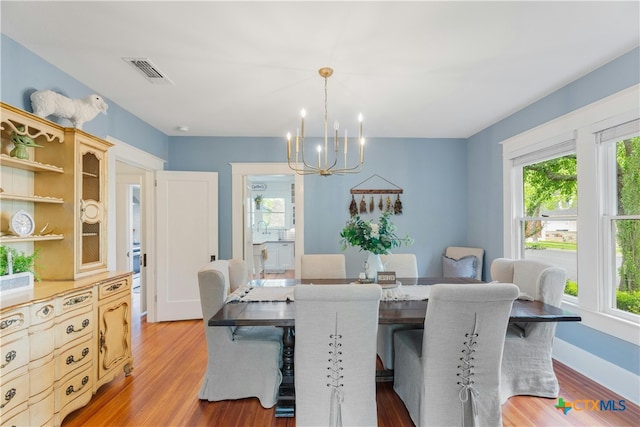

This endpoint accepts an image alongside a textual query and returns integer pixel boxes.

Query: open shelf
[0,234,63,243]
[0,193,64,204]
[0,154,64,173]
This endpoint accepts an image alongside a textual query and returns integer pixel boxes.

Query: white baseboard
[553,338,639,405]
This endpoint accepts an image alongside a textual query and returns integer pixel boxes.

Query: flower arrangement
[340,212,413,255]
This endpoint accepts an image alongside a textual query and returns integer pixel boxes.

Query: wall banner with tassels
[349,174,403,217]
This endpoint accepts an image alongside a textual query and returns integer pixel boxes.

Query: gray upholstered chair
[394,283,519,427]
[294,284,381,427]
[490,258,567,403]
[301,254,346,280]
[377,253,419,370]
[443,246,485,280]
[197,260,283,408]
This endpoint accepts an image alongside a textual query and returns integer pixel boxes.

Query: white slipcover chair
[197,260,283,408]
[444,246,485,280]
[490,258,567,403]
[294,284,382,427]
[394,283,519,427]
[377,253,419,369]
[301,254,346,279]
[380,253,419,277]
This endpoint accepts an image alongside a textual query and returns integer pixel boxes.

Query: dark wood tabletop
[209,277,582,327]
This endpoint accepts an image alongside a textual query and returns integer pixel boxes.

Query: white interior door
[156,171,218,321]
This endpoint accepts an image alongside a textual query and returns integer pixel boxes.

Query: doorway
[116,163,145,315]
[231,163,304,279]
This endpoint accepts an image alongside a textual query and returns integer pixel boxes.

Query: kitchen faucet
[256,221,268,234]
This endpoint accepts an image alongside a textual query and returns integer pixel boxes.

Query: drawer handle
[66,319,90,334]
[63,295,91,307]
[0,388,16,409]
[1,350,16,368]
[66,347,90,365]
[105,283,124,292]
[65,375,89,396]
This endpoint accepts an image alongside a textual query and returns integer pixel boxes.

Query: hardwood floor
[62,278,639,427]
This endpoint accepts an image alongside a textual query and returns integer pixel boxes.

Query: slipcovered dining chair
[380,253,419,277]
[301,254,346,280]
[490,258,567,403]
[197,260,283,408]
[294,284,382,427]
[443,246,485,280]
[394,283,519,427]
[377,253,419,370]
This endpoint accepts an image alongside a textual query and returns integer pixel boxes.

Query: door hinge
[143,253,147,267]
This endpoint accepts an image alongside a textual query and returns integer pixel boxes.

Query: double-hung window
[512,138,577,297]
[597,119,640,318]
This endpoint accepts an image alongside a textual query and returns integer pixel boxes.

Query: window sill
[561,299,640,345]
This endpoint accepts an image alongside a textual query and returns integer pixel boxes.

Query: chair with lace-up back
[294,284,381,427]
[393,283,518,427]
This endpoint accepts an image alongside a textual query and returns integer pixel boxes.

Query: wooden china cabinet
[0,102,132,426]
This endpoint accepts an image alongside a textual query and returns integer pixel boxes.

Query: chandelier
[286,67,365,176]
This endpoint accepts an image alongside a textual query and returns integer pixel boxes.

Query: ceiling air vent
[123,57,174,85]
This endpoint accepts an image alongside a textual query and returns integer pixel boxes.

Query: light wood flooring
[62,272,639,426]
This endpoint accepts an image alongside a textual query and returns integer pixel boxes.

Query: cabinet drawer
[55,306,93,349]
[0,307,29,337]
[29,357,54,398]
[30,300,55,327]
[56,289,94,316]
[55,365,93,413]
[0,331,29,378]
[97,277,130,300]
[29,389,54,427]
[30,324,55,362]
[1,404,29,427]
[0,372,29,418]
[55,338,92,381]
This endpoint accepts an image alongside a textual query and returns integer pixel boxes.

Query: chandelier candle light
[286,67,365,176]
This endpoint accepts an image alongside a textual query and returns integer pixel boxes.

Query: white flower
[370,223,380,239]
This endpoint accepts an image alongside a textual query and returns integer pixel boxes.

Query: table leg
[275,325,295,417]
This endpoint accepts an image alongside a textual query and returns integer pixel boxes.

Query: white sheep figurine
[30,90,108,130]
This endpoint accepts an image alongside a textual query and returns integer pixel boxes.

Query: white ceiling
[2,1,638,139]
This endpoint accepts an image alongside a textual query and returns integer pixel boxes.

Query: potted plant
[254,194,263,210]
[0,246,39,293]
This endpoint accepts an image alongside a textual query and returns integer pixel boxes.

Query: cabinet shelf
[82,171,99,178]
[0,154,64,173]
[0,193,64,204]
[0,233,63,243]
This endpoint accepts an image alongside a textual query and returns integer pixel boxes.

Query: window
[501,87,639,343]
[261,197,286,228]
[517,149,577,297]
[598,121,640,318]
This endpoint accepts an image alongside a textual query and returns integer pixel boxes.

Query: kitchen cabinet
[264,242,294,273]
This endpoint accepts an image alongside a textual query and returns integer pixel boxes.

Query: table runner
[226,283,431,303]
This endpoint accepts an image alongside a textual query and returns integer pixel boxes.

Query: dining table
[208,277,582,417]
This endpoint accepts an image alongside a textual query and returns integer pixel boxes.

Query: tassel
[378,195,384,211]
[394,194,403,215]
[349,195,358,217]
[359,195,367,213]
[369,196,375,213]
[386,196,392,212]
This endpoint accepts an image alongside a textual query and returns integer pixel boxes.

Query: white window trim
[501,85,640,345]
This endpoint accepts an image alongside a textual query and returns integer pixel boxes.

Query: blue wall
[2,33,638,375]
[1,34,169,160]
[168,136,468,277]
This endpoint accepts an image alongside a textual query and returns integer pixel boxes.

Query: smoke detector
[123,57,174,85]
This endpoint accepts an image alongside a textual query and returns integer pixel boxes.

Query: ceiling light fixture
[286,67,365,177]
